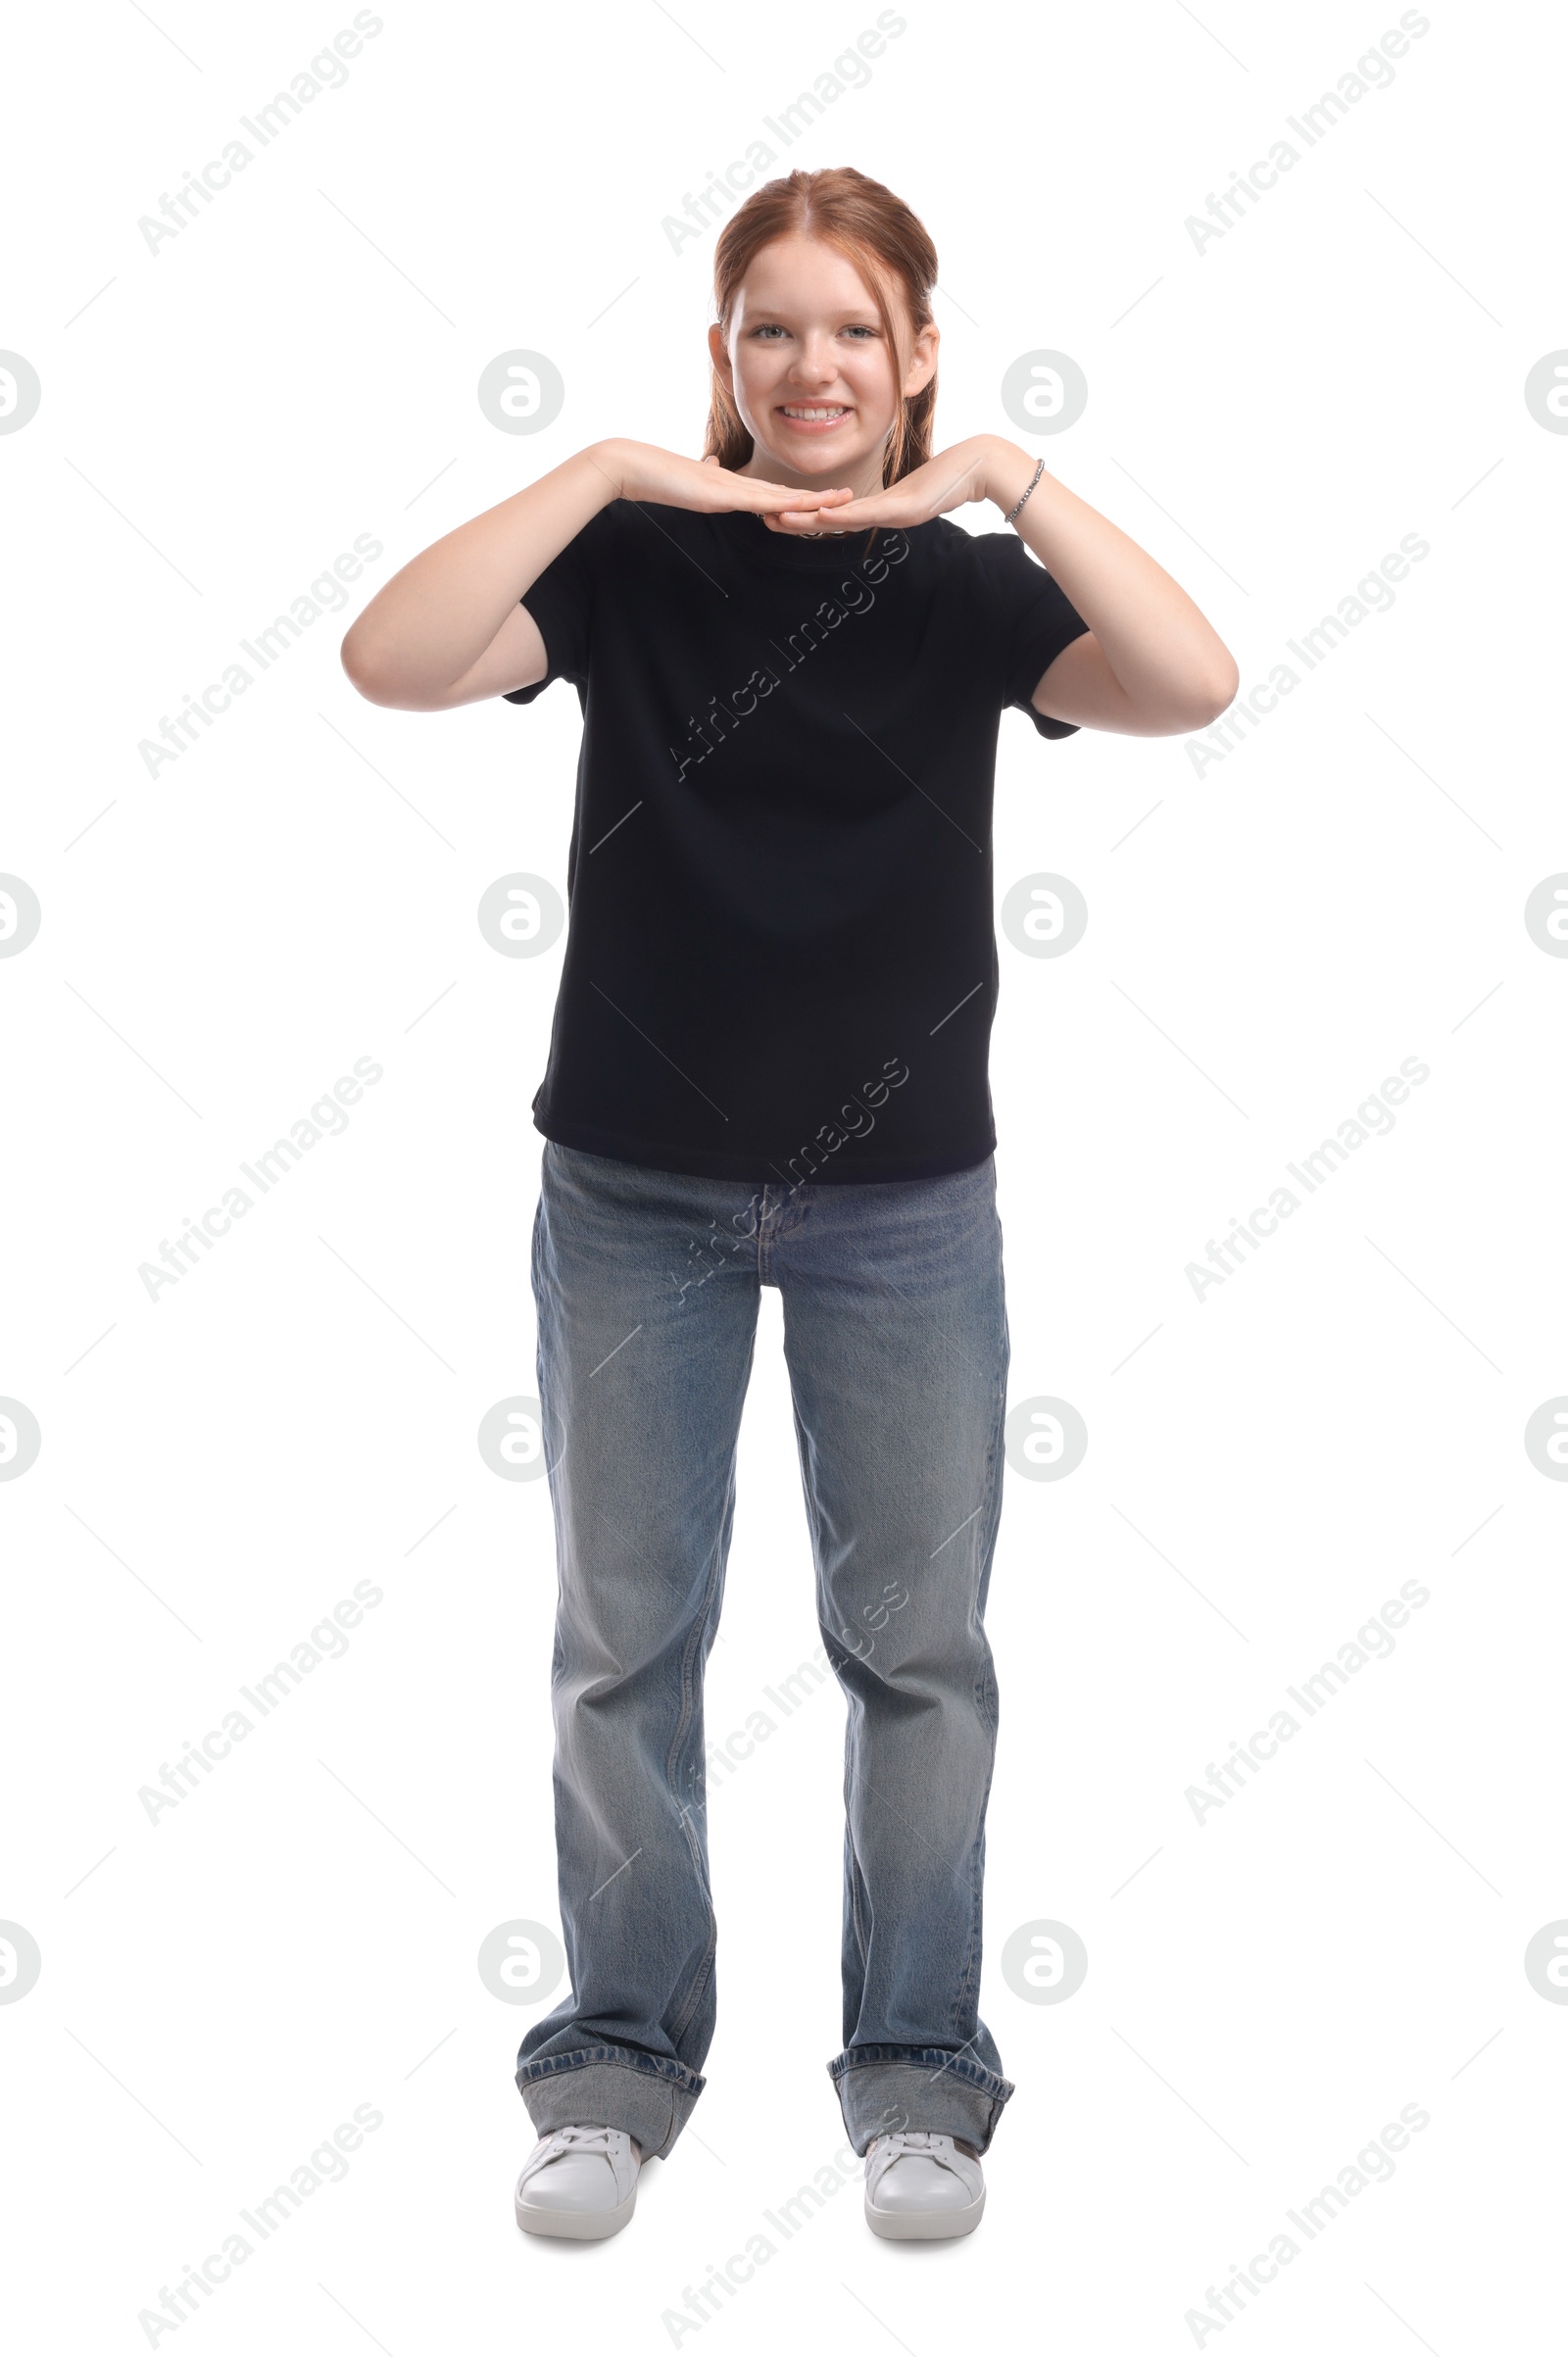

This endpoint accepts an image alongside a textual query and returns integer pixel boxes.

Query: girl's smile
[777,403,853,429]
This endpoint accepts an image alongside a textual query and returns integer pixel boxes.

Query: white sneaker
[863,2130,985,2240]
[514,2124,643,2240]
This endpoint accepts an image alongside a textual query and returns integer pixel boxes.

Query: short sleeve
[501,513,600,704]
[977,530,1093,740]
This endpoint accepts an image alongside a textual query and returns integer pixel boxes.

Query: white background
[3,1,1565,2348]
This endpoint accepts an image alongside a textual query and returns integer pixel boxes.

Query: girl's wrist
[981,437,1048,516]
[581,439,635,507]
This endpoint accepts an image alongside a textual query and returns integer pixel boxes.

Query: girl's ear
[904,317,940,397]
[707,320,732,386]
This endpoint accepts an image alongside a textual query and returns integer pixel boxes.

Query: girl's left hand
[772,436,998,534]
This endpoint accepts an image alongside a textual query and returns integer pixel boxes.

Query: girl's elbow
[340,627,393,705]
[1181,654,1240,731]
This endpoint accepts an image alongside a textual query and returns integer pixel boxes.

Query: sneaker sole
[864,2185,985,2240]
[514,2183,638,2241]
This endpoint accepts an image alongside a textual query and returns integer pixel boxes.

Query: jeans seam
[516,2045,705,2095]
[662,1511,728,2046]
[952,1244,1005,2035]
[793,1388,871,1982]
[827,2046,1012,2098]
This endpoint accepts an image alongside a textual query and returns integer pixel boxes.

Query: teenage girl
[342,165,1237,2246]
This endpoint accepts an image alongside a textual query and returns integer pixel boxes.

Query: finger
[753,480,856,509]
[803,499,881,527]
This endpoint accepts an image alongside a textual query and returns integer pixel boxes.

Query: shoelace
[535,2124,620,2163]
[870,2130,966,2177]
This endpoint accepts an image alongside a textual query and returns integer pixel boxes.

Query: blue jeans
[515,1141,1015,2160]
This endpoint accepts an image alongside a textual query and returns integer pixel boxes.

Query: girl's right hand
[589,438,855,527]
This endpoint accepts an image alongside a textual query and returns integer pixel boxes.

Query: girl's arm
[817,435,1240,737]
[340,442,851,712]
[982,438,1239,736]
[340,446,614,711]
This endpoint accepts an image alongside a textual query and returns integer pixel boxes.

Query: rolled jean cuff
[828,2046,1015,2157]
[516,2048,705,2160]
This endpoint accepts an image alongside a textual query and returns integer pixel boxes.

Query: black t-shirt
[505,499,1090,1186]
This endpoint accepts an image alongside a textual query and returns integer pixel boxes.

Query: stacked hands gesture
[340,426,1240,732]
[590,434,1004,536]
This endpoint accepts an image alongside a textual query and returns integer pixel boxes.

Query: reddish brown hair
[704,167,938,485]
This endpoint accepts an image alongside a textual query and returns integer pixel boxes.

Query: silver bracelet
[1004,457,1045,524]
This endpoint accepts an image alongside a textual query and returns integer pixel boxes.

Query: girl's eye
[748,322,877,339]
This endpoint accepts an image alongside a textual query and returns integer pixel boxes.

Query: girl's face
[709,232,937,492]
